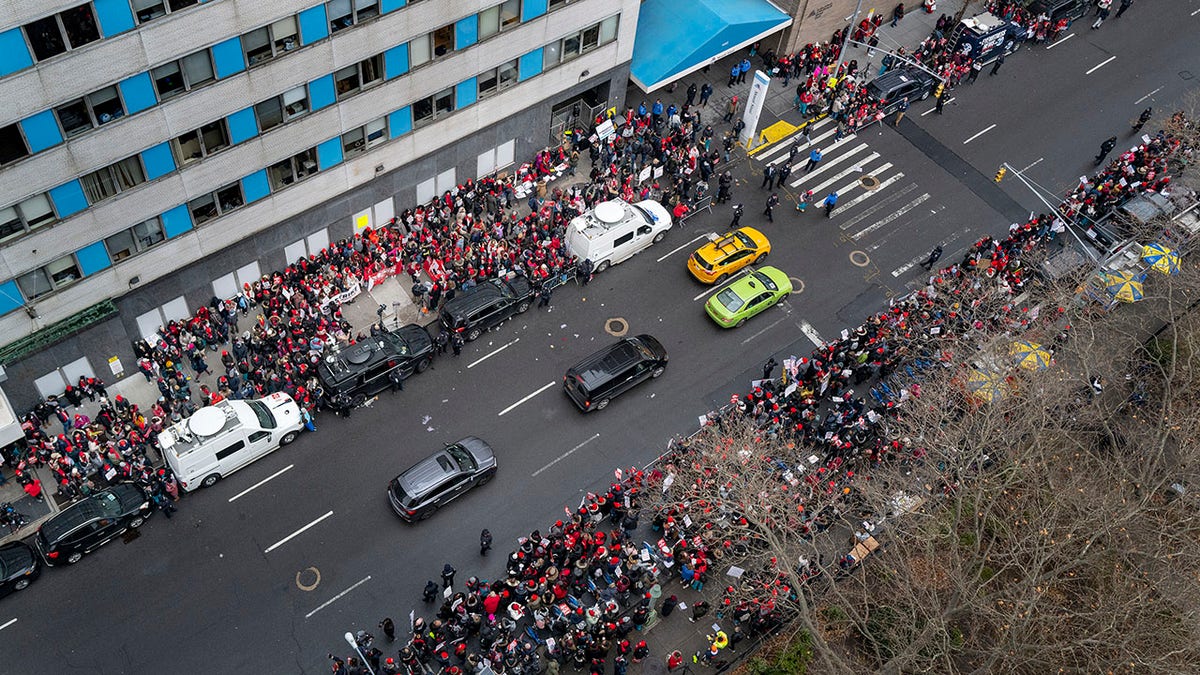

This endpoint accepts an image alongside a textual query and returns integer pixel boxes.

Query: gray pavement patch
[860,174,881,190]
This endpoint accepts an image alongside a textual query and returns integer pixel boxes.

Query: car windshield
[735,231,755,248]
[716,289,745,313]
[691,252,713,271]
[446,444,478,471]
[96,491,124,517]
[631,203,656,225]
[753,272,779,292]
[385,333,410,355]
[245,400,277,429]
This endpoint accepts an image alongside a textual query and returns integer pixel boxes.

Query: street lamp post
[344,631,376,675]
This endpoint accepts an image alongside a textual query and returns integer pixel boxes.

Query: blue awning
[631,0,793,93]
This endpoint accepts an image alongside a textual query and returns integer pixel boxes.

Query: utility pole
[837,0,865,66]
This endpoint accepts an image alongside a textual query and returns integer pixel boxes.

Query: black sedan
[0,541,41,597]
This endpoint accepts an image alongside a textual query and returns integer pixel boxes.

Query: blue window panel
[0,280,22,315]
[388,107,412,138]
[522,0,548,22]
[20,111,63,154]
[309,74,336,112]
[456,77,478,110]
[518,48,544,81]
[75,241,112,277]
[118,72,157,115]
[227,108,258,145]
[49,180,88,216]
[455,15,478,49]
[0,28,34,76]
[384,44,409,80]
[211,38,246,79]
[381,0,406,13]
[316,138,343,171]
[161,205,194,238]
[141,143,176,180]
[93,0,136,36]
[298,5,330,45]
[241,170,270,203]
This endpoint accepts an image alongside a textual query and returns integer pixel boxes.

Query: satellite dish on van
[594,201,624,225]
[188,407,227,437]
[345,345,372,365]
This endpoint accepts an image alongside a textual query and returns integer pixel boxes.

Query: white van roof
[571,200,638,240]
[159,401,244,457]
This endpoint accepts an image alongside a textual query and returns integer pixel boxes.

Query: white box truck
[159,392,304,491]
[565,199,672,273]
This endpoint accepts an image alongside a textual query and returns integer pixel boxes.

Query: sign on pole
[739,70,771,146]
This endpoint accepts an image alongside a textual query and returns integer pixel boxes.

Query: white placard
[727,565,745,578]
[596,119,615,140]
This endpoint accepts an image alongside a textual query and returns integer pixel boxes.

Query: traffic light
[994,167,1007,183]
[934,83,945,99]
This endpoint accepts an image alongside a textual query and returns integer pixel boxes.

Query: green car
[705,266,793,328]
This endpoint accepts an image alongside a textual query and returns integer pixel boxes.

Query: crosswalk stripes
[751,118,836,162]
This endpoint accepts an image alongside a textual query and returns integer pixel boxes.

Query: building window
[172,120,230,165]
[409,34,431,68]
[0,124,29,166]
[46,255,82,288]
[334,55,383,100]
[0,194,57,243]
[16,268,53,300]
[182,51,216,89]
[257,85,309,133]
[342,117,387,157]
[256,98,284,132]
[23,5,101,62]
[87,86,125,126]
[54,100,92,138]
[582,24,601,52]
[241,17,299,67]
[150,49,216,100]
[407,25,451,68]
[104,217,166,261]
[131,0,200,25]
[241,28,272,66]
[562,32,582,62]
[267,148,319,190]
[365,117,386,147]
[479,59,518,99]
[151,61,186,99]
[282,86,309,120]
[80,156,146,204]
[328,0,379,33]
[190,182,246,224]
[479,0,521,40]
[434,25,454,57]
[599,15,619,43]
[188,192,218,224]
[270,16,299,55]
[548,0,572,10]
[543,40,561,70]
[413,88,454,127]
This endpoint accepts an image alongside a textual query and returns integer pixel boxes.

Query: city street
[3,3,1200,672]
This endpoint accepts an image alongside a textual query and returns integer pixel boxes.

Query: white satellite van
[565,199,672,273]
[159,392,304,491]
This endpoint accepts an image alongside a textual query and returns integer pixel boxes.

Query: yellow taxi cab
[686,227,771,284]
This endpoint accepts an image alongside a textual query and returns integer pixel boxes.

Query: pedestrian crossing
[751,118,905,218]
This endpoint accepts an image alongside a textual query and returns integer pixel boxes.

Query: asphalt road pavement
[2,5,1199,672]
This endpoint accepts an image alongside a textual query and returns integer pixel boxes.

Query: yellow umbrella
[1104,271,1145,303]
[966,369,1006,402]
[1142,243,1180,275]
[1010,340,1052,371]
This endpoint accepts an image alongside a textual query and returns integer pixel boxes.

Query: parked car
[440,276,535,342]
[387,437,497,521]
[704,266,794,328]
[318,324,434,400]
[35,483,152,566]
[563,334,668,412]
[864,66,936,114]
[1026,0,1088,24]
[0,541,41,597]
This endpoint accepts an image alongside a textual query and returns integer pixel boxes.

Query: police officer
[730,203,744,229]
[1094,136,1118,166]
[451,333,464,357]
[388,368,404,393]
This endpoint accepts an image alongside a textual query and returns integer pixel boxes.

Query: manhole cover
[849,250,871,267]
[859,174,881,190]
[605,317,629,337]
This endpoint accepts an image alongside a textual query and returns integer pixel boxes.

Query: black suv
[563,334,669,412]
[35,483,152,566]
[1026,0,1087,23]
[0,541,41,596]
[387,436,498,521]
[440,276,535,342]
[318,324,434,400]
[864,66,936,114]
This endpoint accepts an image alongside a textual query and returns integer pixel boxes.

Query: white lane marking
[807,155,884,196]
[788,142,870,187]
[228,464,295,503]
[265,510,334,553]
[850,192,931,240]
[467,338,520,369]
[830,165,898,206]
[1192,7,1200,16]
[769,126,839,165]
[657,234,708,263]
[1134,87,1161,105]
[531,433,601,477]
[890,227,972,277]
[1046,32,1074,49]
[498,381,556,416]
[963,124,996,144]
[1086,55,1116,75]
[838,182,920,230]
[0,618,16,632]
[799,320,825,347]
[1019,157,1044,173]
[920,97,955,116]
[757,118,835,161]
[305,575,372,619]
[740,315,787,345]
[693,285,721,302]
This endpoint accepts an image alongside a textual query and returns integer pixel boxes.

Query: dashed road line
[799,321,825,347]
[963,124,996,144]
[1134,87,1161,105]
[305,575,372,619]
[467,338,520,369]
[0,618,16,632]
[693,285,720,302]
[265,510,334,554]
[228,464,294,503]
[531,433,601,477]
[1019,157,1044,173]
[740,315,788,345]
[498,381,556,416]
[850,192,931,240]
[920,97,955,116]
[1086,55,1116,75]
[657,234,708,263]
[1046,32,1074,49]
